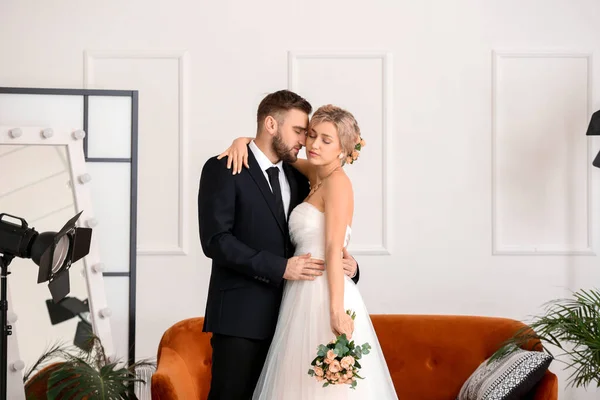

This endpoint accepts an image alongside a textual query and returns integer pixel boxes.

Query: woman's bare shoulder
[323,169,353,196]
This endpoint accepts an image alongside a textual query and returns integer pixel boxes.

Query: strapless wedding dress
[252,202,399,399]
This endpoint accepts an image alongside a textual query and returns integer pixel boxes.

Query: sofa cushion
[457,347,552,400]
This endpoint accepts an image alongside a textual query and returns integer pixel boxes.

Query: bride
[221,104,398,399]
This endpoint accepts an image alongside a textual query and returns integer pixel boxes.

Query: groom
[198,90,360,399]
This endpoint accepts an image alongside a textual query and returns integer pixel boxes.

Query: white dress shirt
[249,140,291,217]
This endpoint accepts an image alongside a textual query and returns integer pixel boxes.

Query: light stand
[0,254,13,400]
[0,211,92,399]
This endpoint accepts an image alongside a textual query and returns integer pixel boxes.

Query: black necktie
[266,166,286,222]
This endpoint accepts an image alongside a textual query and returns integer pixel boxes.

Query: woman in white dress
[221,104,398,399]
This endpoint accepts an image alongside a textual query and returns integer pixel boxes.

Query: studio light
[46,297,94,352]
[0,210,92,399]
[0,210,92,302]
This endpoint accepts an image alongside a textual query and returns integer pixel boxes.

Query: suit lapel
[247,148,287,235]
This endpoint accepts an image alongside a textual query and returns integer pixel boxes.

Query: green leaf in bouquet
[334,341,346,353]
[351,380,358,390]
[361,343,371,355]
[323,382,330,388]
[355,347,363,359]
[308,369,315,376]
[317,345,328,357]
[354,360,362,369]
[338,334,348,346]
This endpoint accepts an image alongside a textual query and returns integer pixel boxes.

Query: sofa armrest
[532,370,558,400]
[151,347,198,400]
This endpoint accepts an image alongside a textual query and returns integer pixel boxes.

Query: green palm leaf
[489,288,600,389]
[25,334,155,400]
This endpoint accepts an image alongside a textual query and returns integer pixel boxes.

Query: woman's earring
[339,153,344,159]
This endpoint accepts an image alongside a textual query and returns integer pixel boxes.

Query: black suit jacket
[198,146,359,340]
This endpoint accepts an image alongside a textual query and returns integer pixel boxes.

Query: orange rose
[316,375,324,382]
[346,156,353,164]
[326,350,336,361]
[329,360,341,373]
[324,357,331,364]
[360,139,366,147]
[352,150,359,160]
[314,366,324,377]
[340,356,355,370]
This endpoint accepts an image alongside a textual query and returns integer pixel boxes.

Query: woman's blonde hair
[309,104,363,165]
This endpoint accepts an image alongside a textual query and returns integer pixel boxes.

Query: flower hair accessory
[346,136,366,165]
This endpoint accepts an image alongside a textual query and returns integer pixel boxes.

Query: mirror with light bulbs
[0,88,138,397]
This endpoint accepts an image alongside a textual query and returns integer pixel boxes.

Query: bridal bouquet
[307,310,371,389]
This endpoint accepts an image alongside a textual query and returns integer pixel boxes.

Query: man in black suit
[198,90,360,399]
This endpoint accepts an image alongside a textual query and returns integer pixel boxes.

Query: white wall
[1,1,600,398]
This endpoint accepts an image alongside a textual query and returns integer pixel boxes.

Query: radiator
[134,364,156,400]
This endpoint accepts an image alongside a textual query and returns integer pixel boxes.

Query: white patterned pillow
[457,348,552,400]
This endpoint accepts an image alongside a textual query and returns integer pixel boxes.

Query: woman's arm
[217,137,315,180]
[217,137,253,174]
[323,172,355,339]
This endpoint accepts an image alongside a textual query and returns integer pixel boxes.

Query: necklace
[307,167,341,199]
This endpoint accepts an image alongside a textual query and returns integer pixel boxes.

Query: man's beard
[272,130,298,163]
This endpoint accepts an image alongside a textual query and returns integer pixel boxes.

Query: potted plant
[490,288,600,389]
[23,336,154,399]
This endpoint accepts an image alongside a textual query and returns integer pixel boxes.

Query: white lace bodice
[288,202,351,260]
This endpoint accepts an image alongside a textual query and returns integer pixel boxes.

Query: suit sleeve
[198,157,287,287]
[352,263,360,284]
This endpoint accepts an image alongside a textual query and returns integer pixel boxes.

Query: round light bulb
[92,263,105,273]
[78,173,92,184]
[7,312,17,324]
[41,128,54,138]
[9,128,22,138]
[72,130,86,140]
[10,360,25,372]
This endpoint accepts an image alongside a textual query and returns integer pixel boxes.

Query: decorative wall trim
[491,51,594,255]
[288,51,393,255]
[84,50,190,256]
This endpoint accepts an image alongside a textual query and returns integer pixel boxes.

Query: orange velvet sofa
[151,315,558,400]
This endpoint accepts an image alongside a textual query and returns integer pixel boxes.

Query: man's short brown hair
[257,90,312,130]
